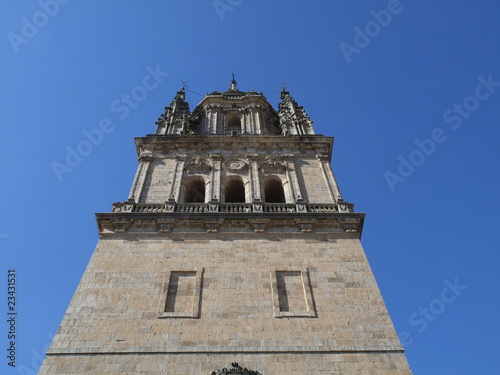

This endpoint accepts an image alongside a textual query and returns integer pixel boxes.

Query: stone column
[216,109,224,134]
[206,108,220,134]
[317,153,342,203]
[128,154,153,203]
[205,109,213,134]
[246,153,262,212]
[241,110,248,135]
[167,154,186,202]
[255,110,263,134]
[249,109,257,134]
[208,154,222,212]
[282,154,304,203]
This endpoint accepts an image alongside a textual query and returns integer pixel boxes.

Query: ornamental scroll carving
[174,154,187,161]
[222,159,247,173]
[211,363,261,375]
[210,153,223,161]
[316,153,330,162]
[184,157,211,174]
[138,154,154,163]
[259,156,286,174]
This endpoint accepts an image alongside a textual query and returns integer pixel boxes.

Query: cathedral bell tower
[40,78,413,374]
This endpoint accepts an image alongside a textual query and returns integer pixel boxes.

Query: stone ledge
[46,345,404,355]
[95,212,365,237]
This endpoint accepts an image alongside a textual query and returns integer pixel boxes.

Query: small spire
[178,81,189,100]
[229,71,238,90]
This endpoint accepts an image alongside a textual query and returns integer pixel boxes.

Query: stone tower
[40,79,413,374]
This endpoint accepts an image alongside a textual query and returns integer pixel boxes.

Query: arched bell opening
[224,176,246,203]
[263,177,286,203]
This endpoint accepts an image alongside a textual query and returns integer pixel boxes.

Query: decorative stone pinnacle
[155,86,190,135]
[229,72,238,90]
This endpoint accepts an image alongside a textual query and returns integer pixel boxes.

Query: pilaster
[246,153,262,203]
[209,153,222,203]
[282,153,304,203]
[168,154,187,201]
[128,154,153,203]
[317,153,342,203]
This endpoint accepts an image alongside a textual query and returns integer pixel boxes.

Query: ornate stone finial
[229,72,238,90]
[211,362,261,375]
[278,89,314,135]
[155,86,190,135]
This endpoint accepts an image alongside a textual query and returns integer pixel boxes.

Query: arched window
[264,178,286,203]
[227,115,241,132]
[184,178,205,203]
[225,176,245,203]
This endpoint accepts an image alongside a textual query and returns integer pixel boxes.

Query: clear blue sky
[1,1,499,374]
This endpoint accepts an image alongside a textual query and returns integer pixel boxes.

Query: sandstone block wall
[40,234,412,374]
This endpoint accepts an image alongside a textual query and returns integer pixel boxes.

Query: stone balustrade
[112,201,348,214]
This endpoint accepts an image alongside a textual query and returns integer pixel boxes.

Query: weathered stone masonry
[40,78,412,374]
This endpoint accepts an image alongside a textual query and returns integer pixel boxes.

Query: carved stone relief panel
[259,156,286,174]
[222,159,247,173]
[184,156,211,174]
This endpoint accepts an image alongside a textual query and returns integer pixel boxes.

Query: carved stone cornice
[204,219,224,233]
[96,209,364,237]
[156,218,175,233]
[294,219,315,233]
[249,219,270,233]
[136,135,333,161]
[206,104,224,111]
[98,218,133,233]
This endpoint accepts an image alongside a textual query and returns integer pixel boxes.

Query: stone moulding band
[45,347,406,356]
[95,212,365,237]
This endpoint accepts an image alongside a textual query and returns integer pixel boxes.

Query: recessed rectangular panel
[276,271,304,312]
[159,269,202,318]
[272,268,316,318]
[164,271,196,313]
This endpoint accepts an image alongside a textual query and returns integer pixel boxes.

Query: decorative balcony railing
[308,203,339,213]
[176,203,210,213]
[112,201,355,214]
[220,203,253,213]
[262,203,297,213]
